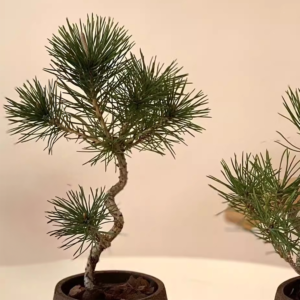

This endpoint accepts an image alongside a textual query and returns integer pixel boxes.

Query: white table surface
[1,256,296,300]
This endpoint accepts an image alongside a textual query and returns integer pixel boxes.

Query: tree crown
[4,14,210,167]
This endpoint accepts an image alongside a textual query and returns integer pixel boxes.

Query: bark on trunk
[84,243,100,290]
[287,255,300,275]
[84,151,128,290]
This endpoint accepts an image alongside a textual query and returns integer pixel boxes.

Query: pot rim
[276,276,300,299]
[54,269,166,300]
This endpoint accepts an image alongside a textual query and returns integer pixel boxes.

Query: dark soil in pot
[275,277,300,300]
[53,270,168,300]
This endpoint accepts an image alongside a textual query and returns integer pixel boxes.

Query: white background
[1,0,300,268]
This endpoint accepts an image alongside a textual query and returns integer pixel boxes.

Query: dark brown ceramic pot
[275,276,300,300]
[53,270,168,300]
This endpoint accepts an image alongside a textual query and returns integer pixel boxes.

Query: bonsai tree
[208,88,300,288]
[4,15,209,299]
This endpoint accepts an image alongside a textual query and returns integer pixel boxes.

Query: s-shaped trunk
[84,152,128,290]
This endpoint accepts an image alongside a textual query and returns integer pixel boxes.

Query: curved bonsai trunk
[84,152,128,290]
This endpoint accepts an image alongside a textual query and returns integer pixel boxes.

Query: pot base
[53,270,168,300]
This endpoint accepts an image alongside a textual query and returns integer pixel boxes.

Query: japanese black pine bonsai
[208,88,300,298]
[4,15,209,299]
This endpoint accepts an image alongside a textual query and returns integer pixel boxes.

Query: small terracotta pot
[53,270,168,300]
[275,276,300,300]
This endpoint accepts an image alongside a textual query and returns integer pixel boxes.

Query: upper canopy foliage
[4,14,210,167]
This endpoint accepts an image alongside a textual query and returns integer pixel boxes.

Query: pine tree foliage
[46,186,112,258]
[5,15,209,167]
[208,85,300,270]
[277,87,300,152]
[208,150,300,260]
[4,15,210,257]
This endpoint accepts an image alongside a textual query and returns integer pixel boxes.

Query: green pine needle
[277,87,300,152]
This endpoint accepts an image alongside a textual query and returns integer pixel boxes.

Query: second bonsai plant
[208,87,300,300]
[4,15,210,300]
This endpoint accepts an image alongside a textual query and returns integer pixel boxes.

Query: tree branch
[126,119,168,149]
[51,120,103,146]
[92,99,111,138]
